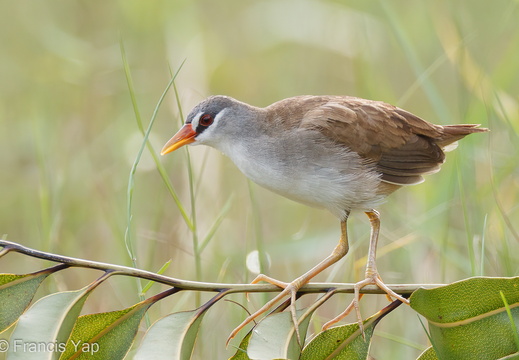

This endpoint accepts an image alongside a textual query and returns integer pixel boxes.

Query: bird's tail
[436,124,489,150]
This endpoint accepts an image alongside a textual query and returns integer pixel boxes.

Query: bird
[160,94,488,341]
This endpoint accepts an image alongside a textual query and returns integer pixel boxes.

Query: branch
[0,240,444,295]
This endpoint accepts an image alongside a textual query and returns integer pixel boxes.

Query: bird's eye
[199,114,214,127]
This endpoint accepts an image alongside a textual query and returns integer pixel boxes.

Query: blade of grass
[193,147,212,201]
[184,112,201,302]
[499,291,519,351]
[417,315,438,356]
[379,0,450,121]
[479,214,487,276]
[120,39,185,326]
[374,331,427,352]
[140,260,172,296]
[198,195,233,254]
[487,105,517,276]
[120,37,142,271]
[122,52,193,231]
[456,159,476,276]
[397,53,448,108]
[122,41,180,264]
[170,80,202,306]
[247,180,268,278]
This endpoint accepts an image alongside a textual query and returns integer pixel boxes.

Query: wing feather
[266,95,487,186]
[298,98,455,185]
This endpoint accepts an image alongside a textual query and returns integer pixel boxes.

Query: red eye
[199,114,214,127]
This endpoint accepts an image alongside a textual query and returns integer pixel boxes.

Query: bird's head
[160,95,256,155]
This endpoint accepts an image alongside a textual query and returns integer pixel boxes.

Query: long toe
[227,277,302,345]
[372,275,409,305]
[322,293,364,331]
[322,273,408,335]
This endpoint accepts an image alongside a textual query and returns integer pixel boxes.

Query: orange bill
[161,124,197,155]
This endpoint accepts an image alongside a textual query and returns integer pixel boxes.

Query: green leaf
[300,298,403,360]
[0,272,50,332]
[59,301,153,360]
[246,309,312,360]
[134,309,206,360]
[229,332,252,360]
[416,347,439,360]
[7,287,91,360]
[410,276,519,360]
[299,319,375,360]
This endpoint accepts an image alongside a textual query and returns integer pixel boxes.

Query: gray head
[161,95,259,155]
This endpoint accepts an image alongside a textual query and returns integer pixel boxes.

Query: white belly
[219,133,385,218]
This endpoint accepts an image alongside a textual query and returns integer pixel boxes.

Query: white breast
[215,129,385,219]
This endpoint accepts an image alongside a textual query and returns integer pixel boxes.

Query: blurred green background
[0,0,518,358]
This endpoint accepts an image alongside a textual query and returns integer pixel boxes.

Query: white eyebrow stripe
[214,108,227,124]
[191,111,204,129]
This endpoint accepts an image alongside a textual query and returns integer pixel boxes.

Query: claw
[321,294,362,331]
[228,210,412,346]
[227,276,308,345]
[227,218,351,346]
[245,274,288,302]
[321,273,409,336]
[227,284,294,345]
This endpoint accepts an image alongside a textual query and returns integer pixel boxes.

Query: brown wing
[297,97,486,185]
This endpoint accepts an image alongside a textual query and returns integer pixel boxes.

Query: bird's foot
[250,273,290,289]
[227,274,305,345]
[322,273,409,335]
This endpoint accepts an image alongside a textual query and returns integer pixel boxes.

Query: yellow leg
[227,217,350,344]
[322,210,409,333]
